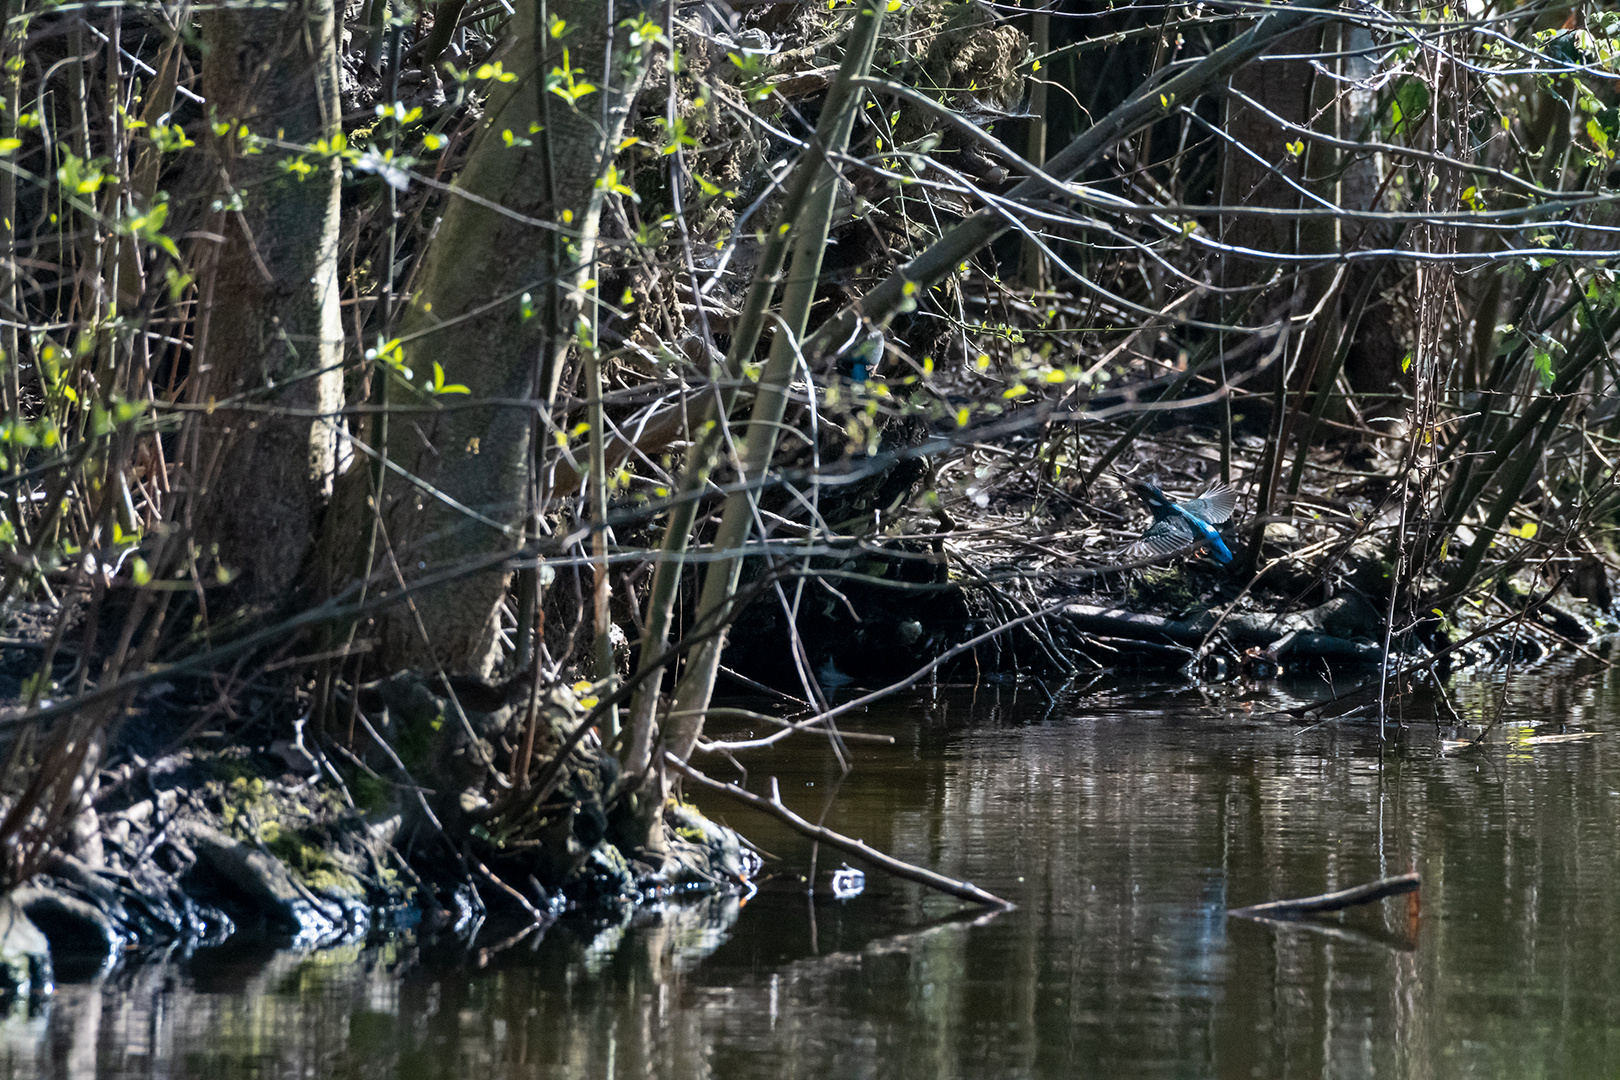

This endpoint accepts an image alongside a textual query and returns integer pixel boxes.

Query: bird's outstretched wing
[1178,482,1238,524]
[1129,517,1198,560]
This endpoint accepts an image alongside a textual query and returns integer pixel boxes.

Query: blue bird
[843,328,885,383]
[1128,480,1238,565]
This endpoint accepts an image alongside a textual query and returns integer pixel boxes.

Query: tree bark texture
[1219,30,1320,278]
[194,0,346,612]
[358,1,659,674]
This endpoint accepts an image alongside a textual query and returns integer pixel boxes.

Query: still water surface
[7,657,1620,1078]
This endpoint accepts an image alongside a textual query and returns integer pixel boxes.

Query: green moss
[264,829,364,897]
[303,867,363,895]
[350,772,394,814]
[1129,567,1200,612]
[391,710,443,776]
[217,775,308,841]
[198,752,369,898]
[207,752,261,784]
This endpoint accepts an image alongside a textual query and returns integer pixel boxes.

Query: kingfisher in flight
[1128,480,1238,565]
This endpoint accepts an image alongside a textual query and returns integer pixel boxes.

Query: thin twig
[670,756,1013,909]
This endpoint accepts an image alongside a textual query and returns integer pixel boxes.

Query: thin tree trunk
[1018,5,1049,290]
[661,5,887,762]
[619,4,889,780]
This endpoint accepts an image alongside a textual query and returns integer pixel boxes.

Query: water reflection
[8,659,1620,1078]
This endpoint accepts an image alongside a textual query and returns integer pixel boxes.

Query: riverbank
[0,497,1607,997]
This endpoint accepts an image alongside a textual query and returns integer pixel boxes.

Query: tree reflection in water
[4,666,1620,1078]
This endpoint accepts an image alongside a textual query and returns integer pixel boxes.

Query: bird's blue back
[1132,481,1236,565]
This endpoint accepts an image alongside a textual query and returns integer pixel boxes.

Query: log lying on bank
[669,756,1014,910]
[1061,594,1385,666]
[1228,872,1420,919]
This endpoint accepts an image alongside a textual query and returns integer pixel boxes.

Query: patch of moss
[263,828,364,897]
[669,799,709,844]
[391,711,443,777]
[303,866,363,895]
[1129,567,1200,612]
[349,772,395,815]
[197,756,369,898]
[207,752,261,784]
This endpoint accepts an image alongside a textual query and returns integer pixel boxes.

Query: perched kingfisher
[1128,480,1238,565]
[841,327,885,383]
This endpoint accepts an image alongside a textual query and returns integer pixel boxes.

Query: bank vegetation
[1,0,1618,964]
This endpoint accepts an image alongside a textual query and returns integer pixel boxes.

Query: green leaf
[165,267,194,300]
[431,361,470,395]
[1532,349,1556,389]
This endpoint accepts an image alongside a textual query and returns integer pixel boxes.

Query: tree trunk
[194,0,345,612]
[328,2,659,674]
[1219,29,1320,278]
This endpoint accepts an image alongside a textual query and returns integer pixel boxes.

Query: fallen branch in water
[1228,872,1420,919]
[668,755,1014,909]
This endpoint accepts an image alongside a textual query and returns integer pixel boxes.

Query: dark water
[8,657,1620,1079]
